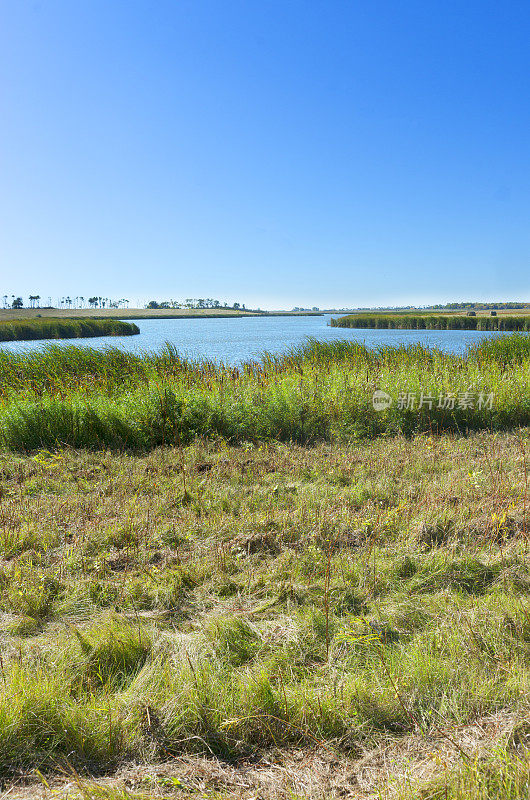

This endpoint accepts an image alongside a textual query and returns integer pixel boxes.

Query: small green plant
[204,616,262,666]
[69,615,152,690]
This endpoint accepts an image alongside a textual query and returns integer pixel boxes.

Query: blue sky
[2,0,530,309]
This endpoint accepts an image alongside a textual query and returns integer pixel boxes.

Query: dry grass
[0,309,318,321]
[0,431,529,797]
[0,308,252,320]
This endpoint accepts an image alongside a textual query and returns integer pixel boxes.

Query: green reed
[0,333,529,450]
[331,313,530,330]
[0,317,139,342]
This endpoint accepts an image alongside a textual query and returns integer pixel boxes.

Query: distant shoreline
[0,308,324,321]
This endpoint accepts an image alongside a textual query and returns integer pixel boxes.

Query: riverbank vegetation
[1,335,530,451]
[0,431,528,798]
[0,317,139,343]
[331,313,530,330]
[0,337,529,796]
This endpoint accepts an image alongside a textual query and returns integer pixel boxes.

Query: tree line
[1,296,246,311]
[428,301,530,310]
[2,296,131,310]
[145,299,245,310]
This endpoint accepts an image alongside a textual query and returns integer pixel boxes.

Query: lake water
[0,315,510,364]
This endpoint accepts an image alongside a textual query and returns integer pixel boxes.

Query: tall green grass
[331,313,530,330]
[1,335,530,450]
[0,317,139,342]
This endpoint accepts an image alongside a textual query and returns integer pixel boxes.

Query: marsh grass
[1,335,530,450]
[331,313,530,331]
[0,317,139,342]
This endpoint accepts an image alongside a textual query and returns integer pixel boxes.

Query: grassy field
[331,313,530,330]
[0,318,139,342]
[0,335,529,798]
[0,431,529,798]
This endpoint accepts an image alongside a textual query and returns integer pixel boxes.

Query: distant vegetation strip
[0,318,139,342]
[1,334,530,449]
[331,313,530,330]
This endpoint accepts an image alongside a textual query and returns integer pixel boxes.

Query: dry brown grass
[0,308,255,321]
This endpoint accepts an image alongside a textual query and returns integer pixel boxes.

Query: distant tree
[88,297,98,308]
[146,301,160,309]
[233,302,240,310]
[12,297,23,309]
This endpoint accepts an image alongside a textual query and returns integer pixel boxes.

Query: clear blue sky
[2,1,530,309]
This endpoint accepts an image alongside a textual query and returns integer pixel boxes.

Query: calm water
[0,315,510,364]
